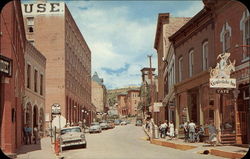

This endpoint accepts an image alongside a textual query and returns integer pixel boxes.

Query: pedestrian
[33,125,38,144]
[23,124,28,144]
[27,125,32,144]
[188,120,196,143]
[207,121,218,146]
[196,125,205,142]
[159,121,167,138]
[168,121,175,140]
[183,121,189,142]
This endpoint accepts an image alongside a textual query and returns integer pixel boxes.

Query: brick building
[24,41,46,137]
[166,0,249,144]
[21,1,92,127]
[117,93,128,117]
[0,0,26,156]
[126,89,140,116]
[154,13,190,125]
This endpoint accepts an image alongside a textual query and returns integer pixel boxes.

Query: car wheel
[82,143,87,148]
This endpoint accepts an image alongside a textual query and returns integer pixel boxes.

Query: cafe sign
[0,55,12,77]
[209,52,236,88]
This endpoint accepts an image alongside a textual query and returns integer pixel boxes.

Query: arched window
[189,50,194,77]
[240,10,250,60]
[178,56,183,82]
[202,41,209,71]
[220,22,232,53]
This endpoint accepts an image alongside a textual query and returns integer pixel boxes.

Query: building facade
[0,0,26,156]
[126,89,140,116]
[24,41,46,137]
[117,93,127,117]
[21,1,92,127]
[154,13,190,125]
[91,72,107,114]
[166,0,249,144]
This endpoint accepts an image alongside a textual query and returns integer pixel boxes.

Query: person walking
[23,124,28,144]
[169,121,175,140]
[33,125,38,144]
[159,121,167,138]
[27,125,32,144]
[183,121,189,142]
[207,121,218,146]
[188,120,196,143]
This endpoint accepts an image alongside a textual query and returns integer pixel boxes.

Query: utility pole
[148,55,154,121]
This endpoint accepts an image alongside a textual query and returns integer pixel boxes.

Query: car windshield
[91,122,99,126]
[61,127,81,135]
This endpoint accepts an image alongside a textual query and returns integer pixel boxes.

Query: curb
[150,139,197,151]
[210,149,246,159]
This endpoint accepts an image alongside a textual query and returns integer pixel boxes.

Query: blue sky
[22,0,204,89]
[64,0,204,89]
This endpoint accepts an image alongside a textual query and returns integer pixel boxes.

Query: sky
[22,0,204,89]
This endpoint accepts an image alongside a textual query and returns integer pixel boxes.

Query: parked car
[107,120,115,129]
[89,122,102,133]
[126,120,131,124]
[120,121,127,125]
[135,120,142,126]
[60,126,86,150]
[100,121,109,130]
[114,119,121,125]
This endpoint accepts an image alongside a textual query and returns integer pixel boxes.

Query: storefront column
[233,88,242,144]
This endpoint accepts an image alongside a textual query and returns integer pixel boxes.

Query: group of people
[182,120,205,143]
[159,120,176,140]
[23,124,39,144]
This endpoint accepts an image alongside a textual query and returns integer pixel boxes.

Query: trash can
[154,125,159,139]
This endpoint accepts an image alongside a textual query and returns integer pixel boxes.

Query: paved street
[61,124,226,159]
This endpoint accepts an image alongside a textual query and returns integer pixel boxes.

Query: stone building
[21,1,92,127]
[0,0,26,156]
[154,13,190,125]
[91,72,107,115]
[24,41,46,137]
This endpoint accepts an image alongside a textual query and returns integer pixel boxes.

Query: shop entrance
[188,89,199,124]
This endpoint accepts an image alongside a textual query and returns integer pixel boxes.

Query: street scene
[0,0,249,159]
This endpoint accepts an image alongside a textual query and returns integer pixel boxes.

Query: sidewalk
[16,137,56,159]
[143,125,249,159]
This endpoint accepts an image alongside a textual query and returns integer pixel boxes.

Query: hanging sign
[0,55,12,77]
[51,103,61,115]
[209,53,236,88]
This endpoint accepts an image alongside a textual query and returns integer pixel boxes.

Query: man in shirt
[188,120,196,143]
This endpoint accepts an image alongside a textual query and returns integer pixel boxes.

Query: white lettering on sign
[209,78,236,88]
[21,2,64,15]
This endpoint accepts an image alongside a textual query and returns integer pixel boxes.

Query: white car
[89,122,102,133]
[60,126,87,150]
[120,121,127,125]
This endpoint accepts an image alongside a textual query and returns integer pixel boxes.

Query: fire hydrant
[54,138,60,156]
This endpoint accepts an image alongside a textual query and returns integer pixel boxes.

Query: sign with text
[51,103,61,115]
[210,78,236,88]
[0,55,12,77]
[22,2,64,15]
[209,52,236,88]
[216,89,231,94]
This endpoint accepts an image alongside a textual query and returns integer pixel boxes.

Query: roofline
[169,7,207,42]
[154,13,170,50]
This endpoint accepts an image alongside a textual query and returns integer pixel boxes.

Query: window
[29,40,35,46]
[34,69,38,92]
[189,50,194,77]
[178,57,183,82]
[244,18,250,59]
[224,31,230,52]
[27,17,34,26]
[40,74,43,95]
[202,41,208,70]
[28,26,34,33]
[27,64,31,88]
[220,22,232,53]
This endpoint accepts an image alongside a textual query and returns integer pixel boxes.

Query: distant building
[117,93,128,117]
[91,72,107,114]
[126,89,140,116]
[24,41,46,138]
[21,1,92,126]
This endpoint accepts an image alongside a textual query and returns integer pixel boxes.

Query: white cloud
[174,1,204,17]
[66,1,157,89]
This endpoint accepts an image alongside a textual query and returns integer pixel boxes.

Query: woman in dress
[169,121,175,140]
